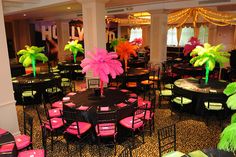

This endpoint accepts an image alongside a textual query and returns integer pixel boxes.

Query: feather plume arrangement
[64,40,84,63]
[183,37,203,56]
[80,48,123,83]
[131,38,143,47]
[116,41,137,60]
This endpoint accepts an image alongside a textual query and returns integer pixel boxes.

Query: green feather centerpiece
[218,82,236,152]
[190,43,230,84]
[17,45,48,77]
[64,40,84,63]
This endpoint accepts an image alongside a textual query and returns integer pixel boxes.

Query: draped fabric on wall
[177,27,182,46]
[129,27,142,42]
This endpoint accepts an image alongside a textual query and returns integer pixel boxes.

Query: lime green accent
[172,96,192,106]
[165,84,174,89]
[46,87,61,93]
[204,102,223,110]
[205,62,209,84]
[22,90,36,97]
[74,70,82,73]
[61,82,71,87]
[44,79,51,81]
[60,70,69,74]
[54,75,60,78]
[62,78,69,82]
[12,77,16,80]
[160,89,172,96]
[32,57,36,77]
[188,150,208,157]
[163,151,186,157]
[12,80,19,83]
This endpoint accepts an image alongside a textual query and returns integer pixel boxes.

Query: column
[0,0,20,135]
[56,20,70,62]
[149,10,168,66]
[208,24,217,45]
[77,0,108,79]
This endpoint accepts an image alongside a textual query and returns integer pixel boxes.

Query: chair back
[96,109,117,136]
[41,125,47,157]
[61,109,83,135]
[157,124,176,157]
[132,105,146,129]
[23,113,33,144]
[118,145,133,157]
[87,78,100,89]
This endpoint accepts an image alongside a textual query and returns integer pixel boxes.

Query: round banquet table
[12,72,61,103]
[0,129,17,157]
[202,148,235,157]
[58,61,82,71]
[173,78,228,114]
[63,88,137,125]
[172,63,204,78]
[128,59,146,68]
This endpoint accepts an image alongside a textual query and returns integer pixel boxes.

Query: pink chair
[18,125,47,157]
[14,113,33,151]
[119,106,145,147]
[61,110,92,156]
[95,110,117,156]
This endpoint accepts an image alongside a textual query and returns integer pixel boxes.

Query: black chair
[36,104,64,151]
[202,91,227,127]
[61,109,92,156]
[87,78,100,89]
[96,109,117,156]
[170,86,193,120]
[14,113,33,151]
[118,145,133,157]
[45,78,63,102]
[148,64,160,89]
[157,124,185,157]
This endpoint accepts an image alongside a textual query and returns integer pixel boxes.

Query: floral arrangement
[218,82,236,152]
[80,48,123,96]
[131,38,143,47]
[110,38,126,51]
[116,41,137,72]
[190,43,230,84]
[64,40,84,63]
[17,45,48,77]
[183,37,202,56]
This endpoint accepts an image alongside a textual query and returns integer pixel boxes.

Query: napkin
[128,98,137,103]
[129,93,137,98]
[188,150,208,157]
[76,106,89,111]
[116,103,127,108]
[120,89,129,92]
[100,107,109,111]
[62,97,70,102]
[65,102,76,107]
[67,92,77,96]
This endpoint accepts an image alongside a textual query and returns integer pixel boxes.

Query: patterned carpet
[15,81,230,157]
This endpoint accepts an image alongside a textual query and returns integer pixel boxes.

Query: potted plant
[64,40,84,63]
[190,43,230,85]
[218,82,236,153]
[17,45,48,77]
[80,48,123,97]
[116,40,137,72]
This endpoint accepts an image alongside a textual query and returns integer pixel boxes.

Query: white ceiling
[3,0,236,22]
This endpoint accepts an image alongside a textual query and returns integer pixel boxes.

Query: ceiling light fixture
[67,7,71,10]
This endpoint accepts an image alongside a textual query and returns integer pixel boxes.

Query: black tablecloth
[0,130,17,157]
[58,61,82,71]
[202,148,235,157]
[10,63,25,77]
[64,88,136,125]
[12,73,61,103]
[128,59,146,68]
[172,63,204,77]
[173,78,228,114]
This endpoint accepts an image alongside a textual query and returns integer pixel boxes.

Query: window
[167,27,178,46]
[198,25,208,43]
[129,27,142,42]
[179,27,194,46]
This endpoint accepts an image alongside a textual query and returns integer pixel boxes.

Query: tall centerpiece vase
[124,59,128,73]
[100,80,105,98]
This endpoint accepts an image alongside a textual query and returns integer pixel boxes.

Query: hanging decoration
[190,43,230,84]
[80,48,123,97]
[17,45,48,77]
[168,8,236,27]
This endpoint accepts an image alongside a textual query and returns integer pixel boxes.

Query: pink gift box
[76,106,89,111]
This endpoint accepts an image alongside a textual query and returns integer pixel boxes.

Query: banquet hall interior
[1,0,236,157]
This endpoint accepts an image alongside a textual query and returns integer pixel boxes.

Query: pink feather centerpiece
[183,37,203,56]
[80,48,124,96]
